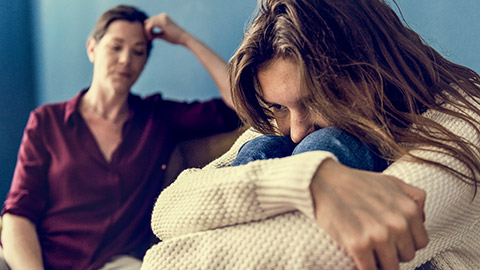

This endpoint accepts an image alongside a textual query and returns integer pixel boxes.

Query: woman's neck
[80,86,129,124]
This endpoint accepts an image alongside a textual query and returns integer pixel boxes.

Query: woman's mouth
[117,72,131,78]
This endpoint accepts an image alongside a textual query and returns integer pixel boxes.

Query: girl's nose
[289,112,313,144]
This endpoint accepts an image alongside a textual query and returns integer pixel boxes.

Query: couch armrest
[163,127,245,189]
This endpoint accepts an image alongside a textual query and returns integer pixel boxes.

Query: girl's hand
[310,158,429,270]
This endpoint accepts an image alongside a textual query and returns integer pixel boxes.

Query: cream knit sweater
[142,101,480,270]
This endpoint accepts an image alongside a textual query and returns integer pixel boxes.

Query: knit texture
[143,100,480,269]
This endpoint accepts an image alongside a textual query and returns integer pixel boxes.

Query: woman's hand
[310,158,429,270]
[144,13,189,45]
[144,12,233,109]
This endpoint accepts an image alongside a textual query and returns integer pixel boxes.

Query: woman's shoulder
[33,101,66,113]
[26,99,73,131]
[31,101,67,119]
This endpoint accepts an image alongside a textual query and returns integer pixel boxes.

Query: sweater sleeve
[384,105,480,269]
[143,212,357,270]
[150,128,337,240]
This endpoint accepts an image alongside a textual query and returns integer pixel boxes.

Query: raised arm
[144,13,234,109]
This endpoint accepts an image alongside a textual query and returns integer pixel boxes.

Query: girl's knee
[241,135,293,152]
[292,127,384,171]
[232,135,295,166]
[293,127,349,154]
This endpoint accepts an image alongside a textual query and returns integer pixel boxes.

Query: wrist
[181,32,197,48]
[311,158,341,186]
[309,158,342,214]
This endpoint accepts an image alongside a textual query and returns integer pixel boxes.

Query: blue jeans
[232,127,387,172]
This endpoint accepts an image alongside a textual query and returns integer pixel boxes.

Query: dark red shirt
[2,89,239,270]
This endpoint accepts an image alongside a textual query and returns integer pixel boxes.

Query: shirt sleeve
[151,128,337,240]
[2,110,50,224]
[163,98,240,141]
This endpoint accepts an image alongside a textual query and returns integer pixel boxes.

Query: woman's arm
[1,110,50,270]
[2,214,44,270]
[144,13,234,109]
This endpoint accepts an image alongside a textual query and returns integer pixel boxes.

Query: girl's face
[87,20,148,95]
[258,58,330,143]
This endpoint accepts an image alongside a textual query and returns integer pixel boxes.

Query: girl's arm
[149,102,480,270]
[151,128,337,239]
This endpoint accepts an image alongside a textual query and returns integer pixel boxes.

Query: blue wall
[390,0,480,74]
[0,1,36,200]
[1,0,480,200]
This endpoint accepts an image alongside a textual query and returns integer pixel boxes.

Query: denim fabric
[231,135,296,167]
[232,127,387,172]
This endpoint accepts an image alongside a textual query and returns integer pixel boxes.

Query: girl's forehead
[259,58,303,103]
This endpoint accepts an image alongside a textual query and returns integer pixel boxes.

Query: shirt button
[161,164,167,170]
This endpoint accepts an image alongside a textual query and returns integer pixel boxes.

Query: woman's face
[87,20,148,94]
[258,58,330,143]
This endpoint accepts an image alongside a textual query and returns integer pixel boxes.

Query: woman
[1,5,239,270]
[142,0,480,269]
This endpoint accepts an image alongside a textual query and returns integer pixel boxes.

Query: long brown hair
[230,0,480,192]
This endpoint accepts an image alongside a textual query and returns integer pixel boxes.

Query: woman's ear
[86,37,96,63]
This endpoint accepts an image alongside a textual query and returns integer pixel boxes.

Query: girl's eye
[111,45,121,51]
[269,104,285,111]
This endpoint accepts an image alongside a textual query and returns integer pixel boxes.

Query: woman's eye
[133,50,145,56]
[111,45,121,51]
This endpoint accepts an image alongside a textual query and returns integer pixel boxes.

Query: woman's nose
[118,50,131,65]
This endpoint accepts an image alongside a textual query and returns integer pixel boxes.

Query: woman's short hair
[91,5,152,56]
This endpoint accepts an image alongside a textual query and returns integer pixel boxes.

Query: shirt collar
[64,88,88,124]
[64,88,141,125]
